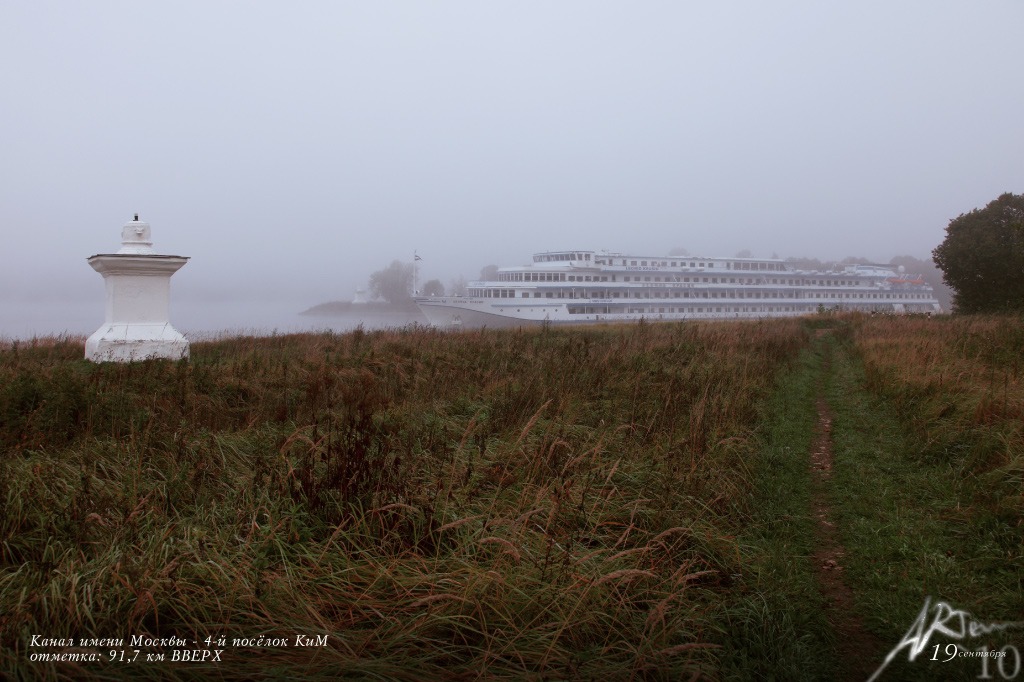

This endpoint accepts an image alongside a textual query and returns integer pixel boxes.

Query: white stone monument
[84,215,190,362]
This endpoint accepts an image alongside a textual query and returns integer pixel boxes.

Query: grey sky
[2,2,1022,331]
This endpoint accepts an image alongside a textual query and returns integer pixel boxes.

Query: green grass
[713,341,835,681]
[824,330,1023,682]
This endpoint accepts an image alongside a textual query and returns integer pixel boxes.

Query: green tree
[932,193,1024,313]
[368,260,414,304]
[422,279,445,296]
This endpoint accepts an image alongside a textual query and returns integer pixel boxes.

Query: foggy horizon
[3,2,1022,336]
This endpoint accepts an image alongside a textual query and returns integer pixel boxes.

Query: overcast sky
[2,2,1022,331]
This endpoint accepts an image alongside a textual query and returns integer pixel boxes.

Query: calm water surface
[0,299,427,341]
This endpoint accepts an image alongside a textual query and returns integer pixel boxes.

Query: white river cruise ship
[416,250,942,328]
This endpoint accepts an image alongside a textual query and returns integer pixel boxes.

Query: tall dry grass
[1,320,807,679]
[852,313,1024,519]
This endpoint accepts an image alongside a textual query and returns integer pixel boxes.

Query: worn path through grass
[732,322,1022,681]
[807,334,884,681]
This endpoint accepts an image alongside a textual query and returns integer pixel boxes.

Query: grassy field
[1,315,1021,680]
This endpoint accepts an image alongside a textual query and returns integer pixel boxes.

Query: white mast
[413,250,421,296]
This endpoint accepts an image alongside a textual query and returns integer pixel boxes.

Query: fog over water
[2,2,1022,339]
[2,299,425,341]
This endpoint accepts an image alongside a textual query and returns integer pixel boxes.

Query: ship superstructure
[416,250,941,328]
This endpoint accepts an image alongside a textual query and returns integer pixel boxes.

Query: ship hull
[415,297,815,329]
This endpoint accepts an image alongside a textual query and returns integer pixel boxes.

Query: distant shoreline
[299,300,420,316]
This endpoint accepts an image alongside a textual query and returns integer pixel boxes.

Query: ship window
[644,277,651,282]
[546,292,553,298]
[624,276,630,282]
[655,277,661,282]
[601,276,608,282]
[641,261,647,266]
[661,261,667,266]
[585,254,590,260]
[671,261,677,266]
[534,293,541,298]
[521,292,529,297]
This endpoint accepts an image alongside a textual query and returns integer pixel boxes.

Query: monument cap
[118,214,156,255]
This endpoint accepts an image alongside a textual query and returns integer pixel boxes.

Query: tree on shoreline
[422,279,445,296]
[368,260,414,304]
[932,193,1024,313]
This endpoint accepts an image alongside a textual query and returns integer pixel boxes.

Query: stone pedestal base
[85,323,190,363]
